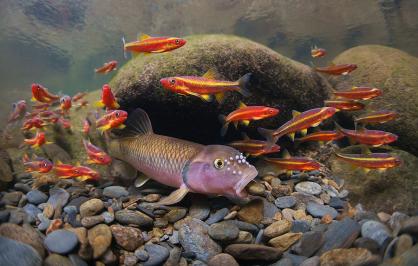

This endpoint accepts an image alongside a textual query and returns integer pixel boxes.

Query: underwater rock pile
[1,160,418,266]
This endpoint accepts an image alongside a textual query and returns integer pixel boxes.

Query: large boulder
[331,45,418,156]
[330,145,418,214]
[111,34,332,143]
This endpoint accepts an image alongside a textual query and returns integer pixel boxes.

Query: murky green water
[1,0,417,122]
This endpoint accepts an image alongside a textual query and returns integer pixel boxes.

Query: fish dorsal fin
[76,161,81,167]
[241,132,250,140]
[123,108,154,137]
[139,34,151,41]
[292,110,301,118]
[282,149,291,159]
[56,160,63,165]
[202,68,218,80]
[238,102,247,109]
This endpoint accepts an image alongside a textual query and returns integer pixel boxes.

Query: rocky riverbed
[1,147,417,266]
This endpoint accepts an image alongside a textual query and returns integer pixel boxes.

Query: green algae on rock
[110,34,332,144]
[331,45,418,156]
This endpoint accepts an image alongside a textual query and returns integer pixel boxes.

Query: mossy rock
[110,34,332,144]
[331,45,418,156]
[330,145,418,214]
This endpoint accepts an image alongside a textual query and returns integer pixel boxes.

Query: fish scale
[115,133,203,188]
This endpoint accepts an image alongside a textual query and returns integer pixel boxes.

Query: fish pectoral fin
[214,92,226,104]
[300,128,308,136]
[233,121,238,129]
[288,133,295,141]
[155,185,189,206]
[187,91,213,102]
[241,120,250,126]
[95,101,105,108]
[362,168,371,174]
[134,174,150,188]
[117,124,126,129]
[286,170,293,176]
[377,168,387,173]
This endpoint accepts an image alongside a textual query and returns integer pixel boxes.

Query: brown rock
[110,224,143,251]
[88,224,112,259]
[64,226,92,259]
[208,253,239,266]
[320,248,378,266]
[269,232,302,252]
[79,198,104,218]
[233,231,254,244]
[0,223,45,258]
[247,182,265,196]
[44,254,73,266]
[264,220,292,238]
[225,244,282,261]
[237,199,264,224]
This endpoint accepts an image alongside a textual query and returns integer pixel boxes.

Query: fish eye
[115,112,120,118]
[175,39,180,44]
[213,158,224,169]
[169,79,176,85]
[74,169,79,174]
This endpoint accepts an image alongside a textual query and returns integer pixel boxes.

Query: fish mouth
[233,166,258,198]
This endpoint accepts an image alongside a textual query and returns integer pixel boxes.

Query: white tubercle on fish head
[182,145,258,198]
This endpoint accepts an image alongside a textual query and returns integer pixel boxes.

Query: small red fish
[228,134,281,157]
[96,110,128,132]
[354,110,398,126]
[72,92,87,102]
[59,95,72,113]
[335,151,401,173]
[82,139,112,165]
[333,87,382,100]
[22,154,53,173]
[7,100,27,123]
[95,84,120,110]
[335,123,398,147]
[315,64,357,75]
[21,117,48,131]
[95,60,118,74]
[324,100,365,111]
[82,119,91,135]
[23,131,51,149]
[31,83,60,103]
[311,46,326,58]
[219,102,279,136]
[160,69,251,103]
[123,34,186,56]
[258,107,337,146]
[54,162,100,181]
[294,130,344,145]
[263,150,321,175]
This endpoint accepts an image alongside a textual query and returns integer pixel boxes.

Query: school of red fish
[3,36,401,205]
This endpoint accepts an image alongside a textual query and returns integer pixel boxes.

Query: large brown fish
[108,108,258,205]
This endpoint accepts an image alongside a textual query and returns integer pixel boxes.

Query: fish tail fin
[218,115,230,137]
[237,73,252,97]
[122,36,128,59]
[257,127,279,149]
